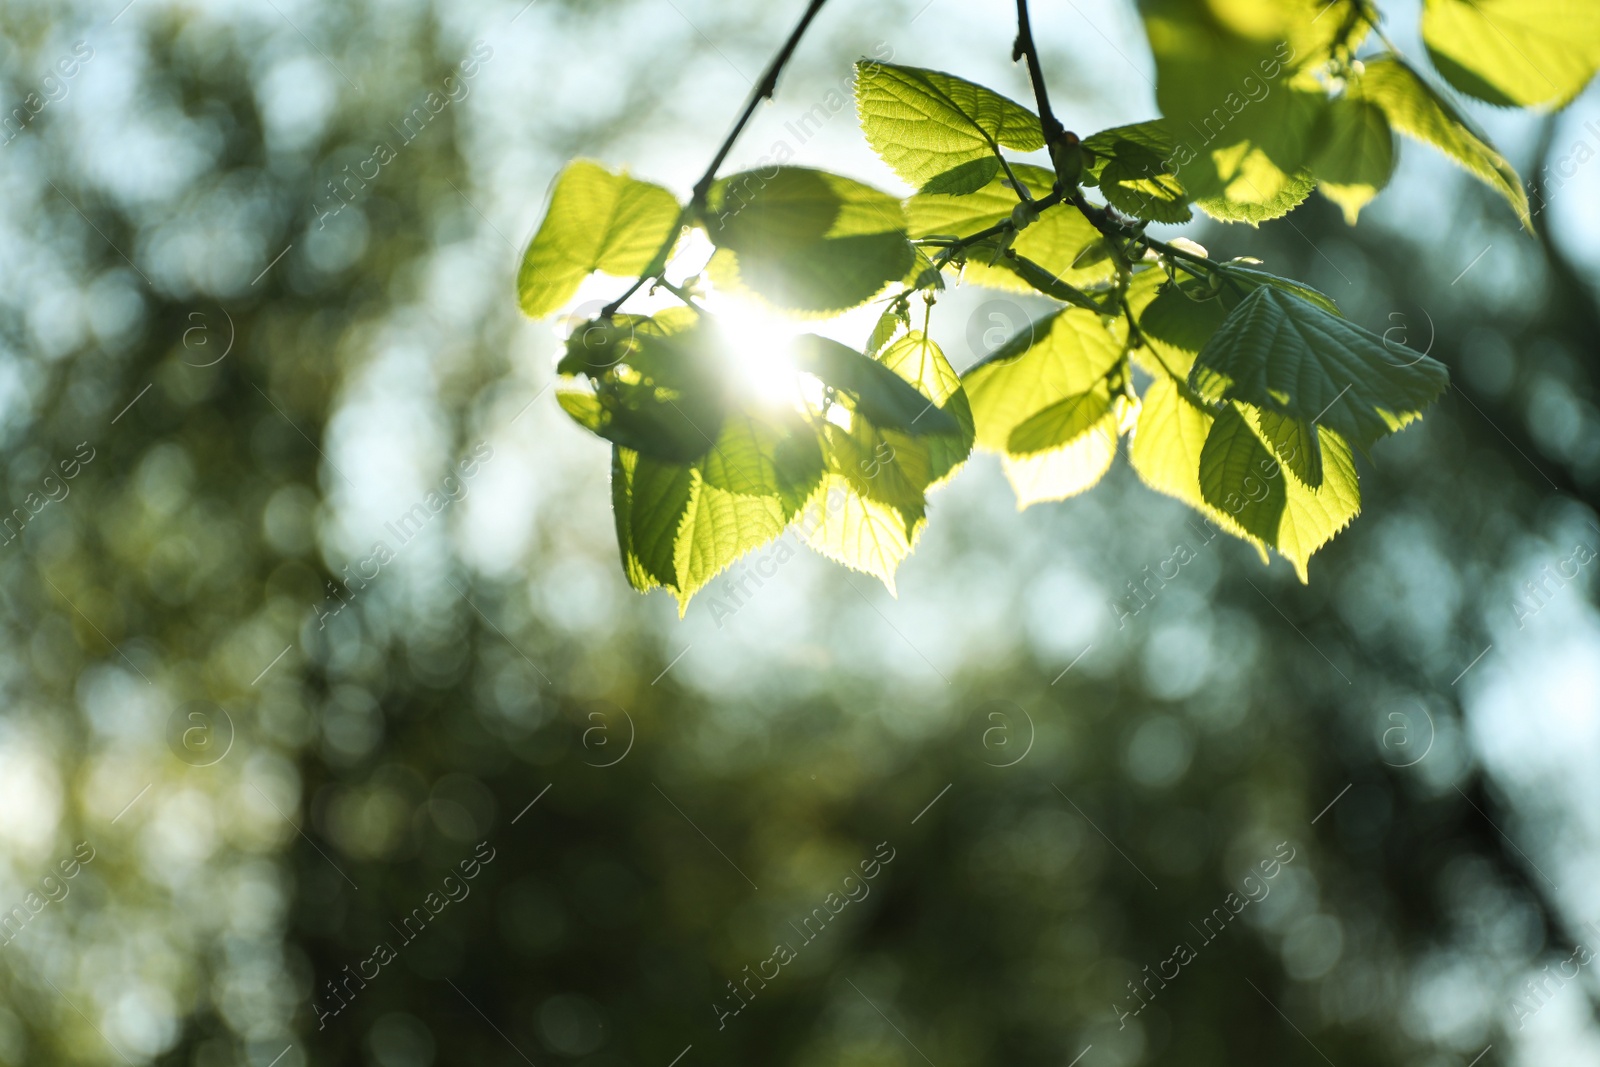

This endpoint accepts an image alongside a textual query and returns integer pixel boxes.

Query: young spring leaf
[1253,406,1323,488]
[962,308,1125,507]
[704,167,912,315]
[799,330,973,592]
[962,307,1124,453]
[612,447,696,593]
[518,160,681,318]
[1353,55,1530,227]
[1000,408,1121,508]
[1007,381,1116,455]
[1139,0,1330,223]
[1128,377,1265,557]
[1134,281,1231,380]
[1188,285,1449,454]
[556,309,728,463]
[800,476,923,595]
[918,157,1002,196]
[876,331,975,486]
[855,62,1045,190]
[792,335,961,435]
[1082,121,1193,224]
[1213,264,1343,317]
[1309,95,1396,225]
[1421,0,1600,109]
[610,409,825,613]
[1197,402,1360,582]
[906,164,1114,293]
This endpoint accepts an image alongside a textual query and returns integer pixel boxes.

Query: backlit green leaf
[1253,405,1323,487]
[1128,376,1265,557]
[612,447,695,593]
[1353,55,1530,227]
[610,409,825,613]
[557,309,727,463]
[1198,402,1360,581]
[705,167,912,315]
[673,469,792,614]
[1310,94,1396,224]
[793,335,961,436]
[1000,410,1120,508]
[1007,382,1115,455]
[1083,120,1193,223]
[518,160,680,318]
[907,164,1114,292]
[801,476,923,594]
[1189,285,1449,453]
[962,307,1124,453]
[919,157,1002,195]
[1136,282,1229,380]
[1214,264,1343,316]
[855,62,1045,190]
[1422,0,1600,109]
[1140,0,1330,223]
[877,331,975,486]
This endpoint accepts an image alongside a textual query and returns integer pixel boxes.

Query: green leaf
[793,335,960,435]
[877,331,975,486]
[866,303,909,357]
[1198,402,1360,581]
[905,163,1053,237]
[610,410,824,613]
[1140,0,1331,223]
[558,310,728,462]
[704,167,912,315]
[1253,405,1322,487]
[961,307,1124,453]
[1128,376,1266,557]
[855,62,1045,190]
[1353,55,1530,227]
[1189,285,1449,453]
[1007,382,1116,455]
[517,160,681,318]
[800,476,924,594]
[1214,264,1343,316]
[798,330,976,590]
[612,447,695,593]
[1000,410,1120,508]
[1136,281,1230,380]
[919,158,1002,195]
[1083,121,1193,223]
[1422,0,1600,109]
[1199,402,1287,554]
[906,164,1115,292]
[673,470,792,615]
[700,411,825,516]
[1309,95,1396,224]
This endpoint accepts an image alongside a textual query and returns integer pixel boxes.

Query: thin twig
[930,188,1066,269]
[692,0,830,204]
[602,0,830,317]
[1013,0,1065,144]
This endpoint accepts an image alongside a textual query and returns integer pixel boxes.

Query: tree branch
[693,0,830,204]
[1013,0,1065,145]
[603,0,830,318]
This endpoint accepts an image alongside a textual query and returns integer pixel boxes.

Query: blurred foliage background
[0,0,1597,1065]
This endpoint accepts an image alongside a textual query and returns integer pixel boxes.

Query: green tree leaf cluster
[516,0,1599,610]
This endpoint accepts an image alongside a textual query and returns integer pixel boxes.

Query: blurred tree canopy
[0,2,1595,1067]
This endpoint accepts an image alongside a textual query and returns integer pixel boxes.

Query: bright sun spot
[660,229,889,414]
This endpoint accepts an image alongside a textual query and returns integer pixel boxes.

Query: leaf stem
[602,0,830,318]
